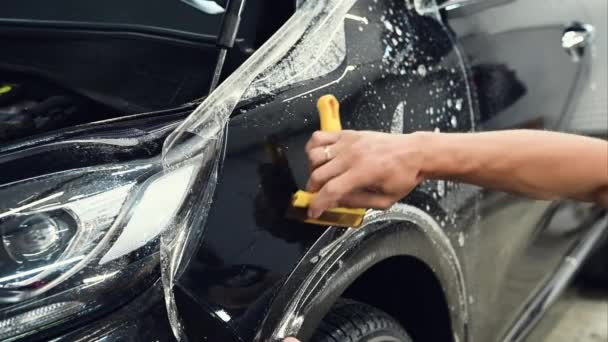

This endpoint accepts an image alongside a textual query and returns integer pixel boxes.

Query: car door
[445,0,596,340]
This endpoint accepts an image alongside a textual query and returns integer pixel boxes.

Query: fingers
[339,191,395,210]
[283,338,301,342]
[308,171,364,218]
[306,155,348,192]
[305,131,341,153]
[308,145,333,171]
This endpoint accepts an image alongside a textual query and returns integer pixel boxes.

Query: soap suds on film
[458,231,465,247]
[273,204,469,340]
[390,101,406,133]
[159,0,478,341]
[159,1,359,340]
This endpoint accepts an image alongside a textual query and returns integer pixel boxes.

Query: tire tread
[311,299,412,342]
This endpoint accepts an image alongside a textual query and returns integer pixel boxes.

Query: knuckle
[311,131,323,142]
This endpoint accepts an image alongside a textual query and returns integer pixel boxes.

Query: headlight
[0,157,196,340]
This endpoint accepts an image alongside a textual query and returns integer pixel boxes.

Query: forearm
[416,130,608,206]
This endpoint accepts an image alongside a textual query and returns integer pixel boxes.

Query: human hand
[305,130,427,218]
[283,338,301,342]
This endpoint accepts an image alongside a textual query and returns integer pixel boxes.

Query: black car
[0,0,606,341]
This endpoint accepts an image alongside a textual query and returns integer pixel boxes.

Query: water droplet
[417,64,427,77]
[450,115,457,128]
[447,99,453,108]
[390,101,405,133]
[434,127,440,133]
[383,21,394,32]
[437,180,445,197]
[358,26,364,32]
[458,232,465,247]
[455,99,463,111]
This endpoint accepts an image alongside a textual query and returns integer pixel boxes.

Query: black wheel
[311,299,412,342]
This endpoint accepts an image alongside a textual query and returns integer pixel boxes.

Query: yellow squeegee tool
[287,95,367,228]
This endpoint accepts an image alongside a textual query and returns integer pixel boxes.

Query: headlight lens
[0,158,196,339]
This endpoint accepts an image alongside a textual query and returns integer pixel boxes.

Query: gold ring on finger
[323,146,332,162]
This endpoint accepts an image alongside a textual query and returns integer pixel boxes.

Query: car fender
[257,203,469,342]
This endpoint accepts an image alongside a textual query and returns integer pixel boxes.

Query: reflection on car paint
[180,0,225,15]
[272,203,469,340]
[159,0,362,340]
[0,0,601,340]
[164,0,480,340]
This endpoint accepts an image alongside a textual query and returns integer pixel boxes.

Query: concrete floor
[525,283,608,342]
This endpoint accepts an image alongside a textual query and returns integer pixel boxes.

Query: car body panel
[448,0,598,340]
[170,0,477,341]
[0,0,604,341]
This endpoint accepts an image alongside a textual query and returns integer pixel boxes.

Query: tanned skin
[303,130,608,218]
[282,130,607,342]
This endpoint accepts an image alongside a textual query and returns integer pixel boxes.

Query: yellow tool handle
[288,95,367,228]
[291,190,366,228]
[317,94,342,132]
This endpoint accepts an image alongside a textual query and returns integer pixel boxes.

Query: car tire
[311,299,413,342]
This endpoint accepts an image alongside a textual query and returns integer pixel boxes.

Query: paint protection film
[161,0,476,341]
[0,146,193,340]
[160,1,358,338]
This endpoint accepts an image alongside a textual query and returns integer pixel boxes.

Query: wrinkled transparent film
[0,140,194,340]
[160,0,476,340]
[160,0,358,339]
[264,0,477,340]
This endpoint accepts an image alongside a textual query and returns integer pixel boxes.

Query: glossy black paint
[0,0,604,341]
[176,1,475,340]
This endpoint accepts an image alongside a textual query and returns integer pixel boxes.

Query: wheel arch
[256,204,469,342]
[342,255,453,341]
